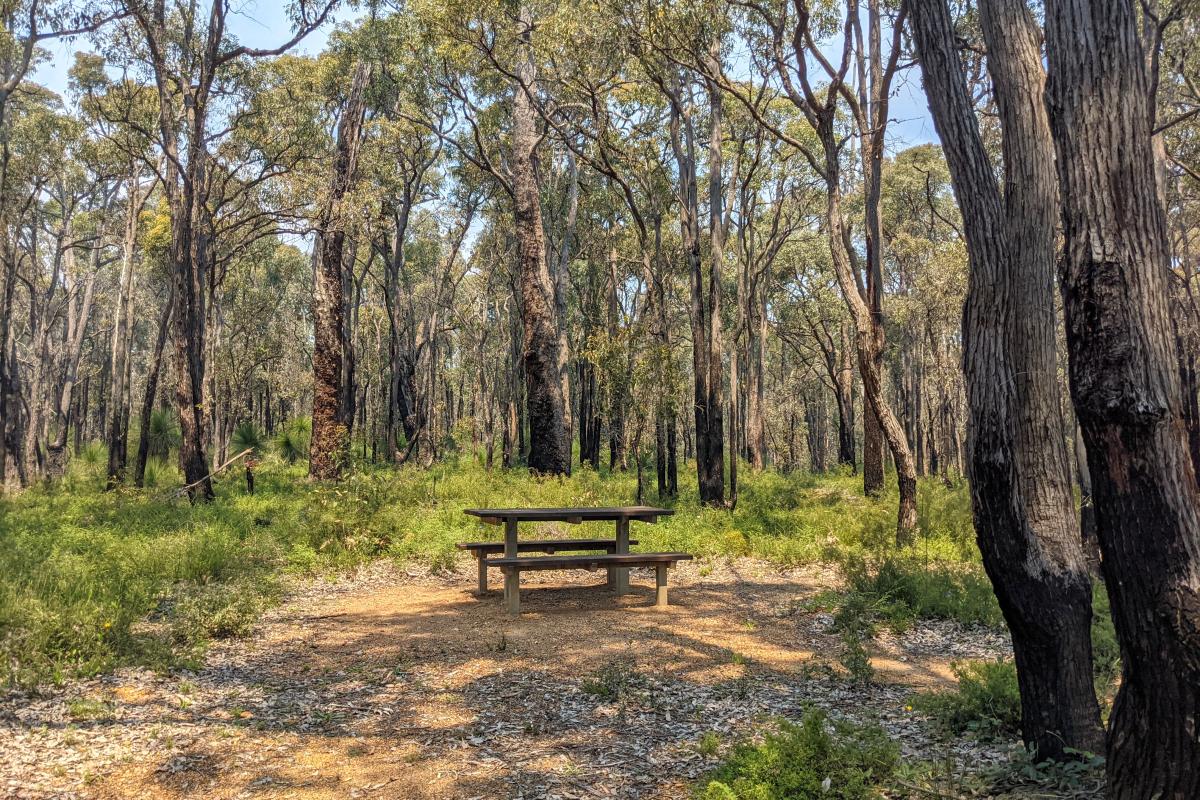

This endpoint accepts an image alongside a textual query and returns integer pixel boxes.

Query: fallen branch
[164,449,254,500]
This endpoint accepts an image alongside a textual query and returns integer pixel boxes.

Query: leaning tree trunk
[823,164,917,543]
[1045,0,1200,792]
[310,62,371,482]
[134,290,173,487]
[910,0,1104,761]
[511,7,570,476]
[106,177,147,487]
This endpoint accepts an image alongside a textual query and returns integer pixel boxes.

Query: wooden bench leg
[476,553,488,595]
[655,563,668,608]
[504,568,520,615]
[615,518,630,595]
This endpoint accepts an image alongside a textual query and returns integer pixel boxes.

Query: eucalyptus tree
[689,0,918,539]
[1044,0,1200,789]
[417,0,572,475]
[905,0,1104,759]
[879,145,967,482]
[630,3,735,506]
[0,3,127,484]
[116,0,336,500]
[70,53,159,485]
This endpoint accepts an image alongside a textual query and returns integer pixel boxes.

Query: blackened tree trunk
[661,65,724,505]
[1045,0,1200,791]
[512,7,570,476]
[310,62,371,481]
[134,290,173,487]
[107,175,149,487]
[910,0,1104,761]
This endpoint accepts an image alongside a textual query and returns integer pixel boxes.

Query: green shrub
[911,659,1021,739]
[146,409,180,460]
[581,659,636,700]
[696,709,899,799]
[840,555,1004,629]
[168,576,280,644]
[231,421,265,455]
[1091,583,1121,709]
[0,459,988,687]
[274,417,311,464]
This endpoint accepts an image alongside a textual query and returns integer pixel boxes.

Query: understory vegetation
[1,445,1117,797]
[696,709,899,800]
[0,442,991,688]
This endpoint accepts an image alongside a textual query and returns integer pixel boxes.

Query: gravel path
[1,558,1016,799]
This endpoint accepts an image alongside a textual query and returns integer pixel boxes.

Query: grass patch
[0,450,984,687]
[696,708,899,799]
[839,554,1004,630]
[911,659,1022,739]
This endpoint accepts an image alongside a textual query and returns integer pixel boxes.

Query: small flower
[904,704,913,712]
[102,621,112,630]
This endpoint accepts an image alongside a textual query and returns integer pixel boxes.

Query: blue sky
[33,2,937,150]
[33,2,358,97]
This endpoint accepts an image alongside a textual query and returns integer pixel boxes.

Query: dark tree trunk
[310,62,371,481]
[1045,0,1200,791]
[512,6,570,476]
[911,0,1104,761]
[134,291,173,488]
[663,67,724,505]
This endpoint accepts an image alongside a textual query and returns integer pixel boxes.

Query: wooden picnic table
[462,506,674,609]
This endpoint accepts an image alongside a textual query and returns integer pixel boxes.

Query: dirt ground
[1,558,1012,800]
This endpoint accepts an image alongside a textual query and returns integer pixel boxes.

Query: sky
[32,2,359,97]
[32,2,939,156]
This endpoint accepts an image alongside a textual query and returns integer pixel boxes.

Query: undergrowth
[0,445,981,687]
[911,659,1023,739]
[695,708,899,799]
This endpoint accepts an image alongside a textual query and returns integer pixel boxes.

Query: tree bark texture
[1045,0,1200,791]
[310,62,371,481]
[911,0,1106,761]
[513,7,570,476]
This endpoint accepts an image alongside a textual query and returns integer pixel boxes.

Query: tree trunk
[134,290,173,487]
[1045,0,1200,790]
[512,6,570,476]
[911,0,1105,761]
[106,176,148,487]
[310,62,371,481]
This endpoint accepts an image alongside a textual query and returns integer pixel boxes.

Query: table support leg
[615,518,630,595]
[504,569,521,615]
[655,564,668,607]
[504,518,520,614]
[476,554,488,595]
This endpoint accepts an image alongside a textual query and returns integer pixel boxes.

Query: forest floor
[1,556,1018,800]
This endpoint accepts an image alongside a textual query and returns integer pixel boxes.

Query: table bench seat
[459,539,640,594]
[486,552,692,613]
[461,505,682,616]
[457,538,639,555]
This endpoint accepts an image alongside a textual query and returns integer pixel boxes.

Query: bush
[697,709,899,800]
[1091,584,1121,710]
[168,575,280,643]
[581,658,637,700]
[911,659,1022,739]
[0,458,989,687]
[840,555,1004,629]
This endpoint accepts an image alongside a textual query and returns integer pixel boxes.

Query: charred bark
[1045,0,1200,790]
[310,62,371,481]
[911,0,1104,760]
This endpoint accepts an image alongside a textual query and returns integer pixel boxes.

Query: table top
[463,506,674,524]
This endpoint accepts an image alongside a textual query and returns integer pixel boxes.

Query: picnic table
[461,506,689,615]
